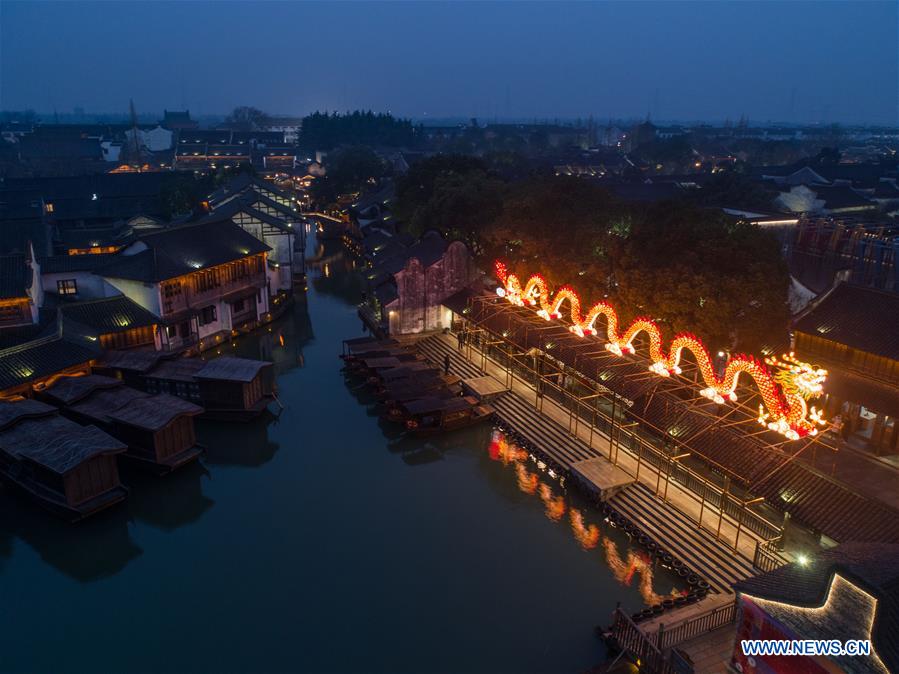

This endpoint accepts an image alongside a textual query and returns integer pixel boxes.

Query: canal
[0,234,686,673]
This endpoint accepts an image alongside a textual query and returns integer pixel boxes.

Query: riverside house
[98,220,272,352]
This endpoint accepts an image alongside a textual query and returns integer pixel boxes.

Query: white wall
[42,271,118,299]
[103,277,162,315]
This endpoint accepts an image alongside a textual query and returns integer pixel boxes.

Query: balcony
[162,273,266,318]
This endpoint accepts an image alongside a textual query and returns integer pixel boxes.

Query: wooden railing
[753,537,789,573]
[611,607,674,674]
[474,332,785,546]
[611,600,738,673]
[657,600,738,650]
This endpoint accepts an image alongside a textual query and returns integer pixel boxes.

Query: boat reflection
[0,488,142,582]
[123,461,214,532]
[487,429,686,605]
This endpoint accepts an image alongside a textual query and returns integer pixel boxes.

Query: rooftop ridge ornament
[494,261,827,440]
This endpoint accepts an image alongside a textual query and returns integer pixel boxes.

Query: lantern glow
[494,261,827,439]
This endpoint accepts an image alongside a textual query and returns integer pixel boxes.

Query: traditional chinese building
[97,220,272,352]
[733,542,899,674]
[199,198,299,292]
[792,282,899,454]
[362,230,478,335]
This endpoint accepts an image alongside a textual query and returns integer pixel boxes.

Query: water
[0,235,687,673]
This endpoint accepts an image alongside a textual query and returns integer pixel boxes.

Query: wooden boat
[375,363,440,385]
[40,375,204,475]
[0,399,128,521]
[395,396,495,436]
[378,379,462,404]
[144,357,276,421]
[339,337,399,360]
[348,354,424,376]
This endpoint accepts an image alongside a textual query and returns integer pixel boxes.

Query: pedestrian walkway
[416,333,763,592]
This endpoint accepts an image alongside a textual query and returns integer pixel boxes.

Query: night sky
[1,0,896,124]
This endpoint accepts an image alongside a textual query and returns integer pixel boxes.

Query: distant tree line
[300,111,416,150]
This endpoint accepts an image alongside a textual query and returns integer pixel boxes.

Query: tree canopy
[394,154,503,251]
[310,146,388,205]
[300,111,415,150]
[224,106,271,131]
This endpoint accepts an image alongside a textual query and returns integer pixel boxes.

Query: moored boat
[0,399,128,521]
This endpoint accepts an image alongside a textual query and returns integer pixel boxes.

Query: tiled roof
[194,356,271,383]
[0,411,126,474]
[812,185,875,210]
[99,220,270,283]
[203,197,290,232]
[0,254,29,299]
[735,542,899,674]
[41,373,122,406]
[59,296,158,334]
[793,284,899,361]
[0,335,96,392]
[0,398,56,431]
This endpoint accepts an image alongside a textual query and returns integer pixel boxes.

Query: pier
[415,332,762,594]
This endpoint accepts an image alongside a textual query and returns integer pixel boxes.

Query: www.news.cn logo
[741,639,872,657]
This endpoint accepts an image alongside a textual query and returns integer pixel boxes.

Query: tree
[406,170,505,254]
[483,176,625,297]
[611,203,790,352]
[479,177,791,353]
[393,154,504,250]
[225,106,271,131]
[310,146,388,205]
[299,110,415,150]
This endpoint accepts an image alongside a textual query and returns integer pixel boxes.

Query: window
[57,279,78,295]
[232,299,246,314]
[199,305,217,326]
[166,325,177,338]
[179,322,190,338]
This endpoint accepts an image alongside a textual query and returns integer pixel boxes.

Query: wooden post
[635,439,644,482]
[735,497,765,553]
[716,476,730,541]
[662,453,690,502]
[698,480,707,530]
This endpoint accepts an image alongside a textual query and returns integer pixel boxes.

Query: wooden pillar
[716,476,730,541]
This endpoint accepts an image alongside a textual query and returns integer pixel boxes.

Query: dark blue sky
[1,1,896,124]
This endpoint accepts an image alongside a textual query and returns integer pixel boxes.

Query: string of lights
[494,261,827,440]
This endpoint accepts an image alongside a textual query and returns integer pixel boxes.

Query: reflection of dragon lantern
[494,262,828,440]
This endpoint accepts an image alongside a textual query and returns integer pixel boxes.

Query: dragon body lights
[494,261,826,440]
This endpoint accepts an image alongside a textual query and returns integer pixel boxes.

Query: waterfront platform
[570,457,634,500]
[415,332,763,594]
[461,375,509,401]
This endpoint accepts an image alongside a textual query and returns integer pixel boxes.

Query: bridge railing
[466,326,786,549]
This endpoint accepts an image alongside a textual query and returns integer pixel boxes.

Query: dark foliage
[300,111,415,151]
[311,146,388,205]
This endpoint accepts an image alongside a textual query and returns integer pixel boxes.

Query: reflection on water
[0,490,141,582]
[487,429,688,607]
[198,412,281,467]
[124,462,214,532]
[309,240,365,307]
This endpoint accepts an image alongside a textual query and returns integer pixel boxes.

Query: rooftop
[0,334,96,392]
[99,220,270,283]
[793,283,899,361]
[59,296,158,334]
[735,542,899,674]
[0,406,126,474]
[195,356,272,383]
